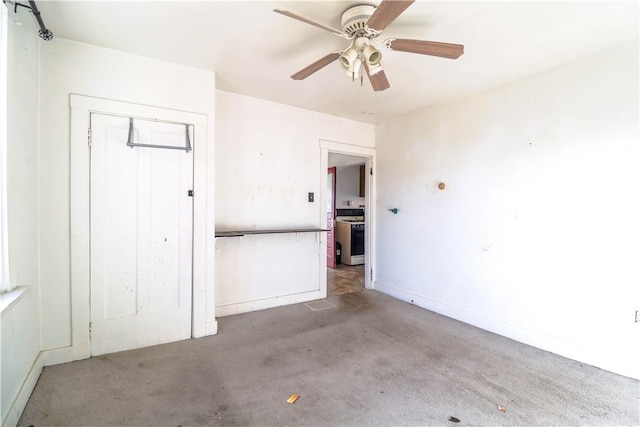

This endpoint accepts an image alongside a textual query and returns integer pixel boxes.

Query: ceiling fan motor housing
[341,5,376,37]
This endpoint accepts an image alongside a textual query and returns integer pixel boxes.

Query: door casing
[327,167,337,269]
[319,140,376,297]
[61,95,216,365]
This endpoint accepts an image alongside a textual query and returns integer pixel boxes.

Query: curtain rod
[3,0,53,40]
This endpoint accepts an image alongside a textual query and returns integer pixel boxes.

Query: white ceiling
[30,1,639,124]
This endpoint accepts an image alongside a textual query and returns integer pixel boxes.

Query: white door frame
[61,94,217,363]
[319,139,376,297]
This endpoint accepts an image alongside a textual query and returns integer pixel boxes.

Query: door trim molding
[69,94,216,362]
[319,139,376,295]
[326,167,337,269]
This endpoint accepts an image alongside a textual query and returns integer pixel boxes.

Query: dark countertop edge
[215,228,329,238]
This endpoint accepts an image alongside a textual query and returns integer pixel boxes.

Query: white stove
[335,209,365,265]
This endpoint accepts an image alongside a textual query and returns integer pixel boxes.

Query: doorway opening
[327,153,368,297]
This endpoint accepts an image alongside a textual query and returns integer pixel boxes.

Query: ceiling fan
[274,0,464,92]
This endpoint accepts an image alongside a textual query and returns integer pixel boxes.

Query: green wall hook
[388,208,399,214]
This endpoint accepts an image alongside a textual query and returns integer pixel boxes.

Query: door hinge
[370,167,373,176]
[89,321,93,338]
[188,190,194,197]
[370,268,373,281]
[88,128,92,147]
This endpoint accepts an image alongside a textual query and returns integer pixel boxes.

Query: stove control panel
[336,208,364,217]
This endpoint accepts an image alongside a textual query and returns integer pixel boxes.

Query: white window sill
[0,286,29,314]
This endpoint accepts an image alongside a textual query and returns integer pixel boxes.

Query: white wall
[1,289,40,426]
[375,40,640,379]
[336,164,365,209]
[215,91,374,315]
[6,9,38,292]
[1,12,41,426]
[38,39,216,352]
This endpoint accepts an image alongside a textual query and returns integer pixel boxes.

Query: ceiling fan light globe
[339,47,358,70]
[363,45,382,66]
[369,51,382,65]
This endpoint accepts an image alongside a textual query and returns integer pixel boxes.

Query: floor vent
[304,300,337,311]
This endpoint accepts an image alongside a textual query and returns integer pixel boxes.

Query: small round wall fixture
[438,182,446,190]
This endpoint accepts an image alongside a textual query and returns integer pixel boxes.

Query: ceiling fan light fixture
[276,0,464,92]
[363,44,382,66]
[353,57,363,79]
[339,47,358,70]
[346,57,363,79]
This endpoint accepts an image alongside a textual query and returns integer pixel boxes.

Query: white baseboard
[205,320,218,336]
[2,352,43,427]
[42,346,76,366]
[41,321,218,366]
[373,281,640,380]
[216,290,322,317]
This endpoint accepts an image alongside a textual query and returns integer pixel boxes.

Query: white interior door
[90,113,193,356]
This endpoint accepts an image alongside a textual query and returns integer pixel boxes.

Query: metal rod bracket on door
[126,117,192,152]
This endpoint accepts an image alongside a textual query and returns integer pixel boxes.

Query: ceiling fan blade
[387,38,464,59]
[363,63,390,92]
[291,52,341,80]
[366,0,415,33]
[274,9,350,39]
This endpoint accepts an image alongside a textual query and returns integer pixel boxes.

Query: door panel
[327,167,337,269]
[90,114,193,356]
